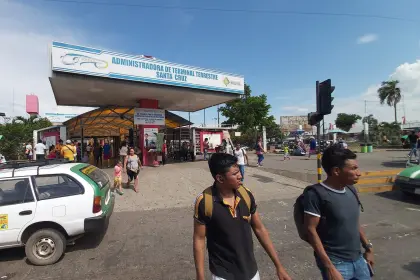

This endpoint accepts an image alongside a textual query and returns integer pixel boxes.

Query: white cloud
[281,106,308,112]
[357,34,378,44]
[0,1,94,118]
[324,60,420,125]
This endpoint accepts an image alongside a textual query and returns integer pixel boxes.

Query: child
[283,145,291,160]
[113,161,123,195]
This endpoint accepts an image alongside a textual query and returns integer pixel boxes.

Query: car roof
[0,163,87,179]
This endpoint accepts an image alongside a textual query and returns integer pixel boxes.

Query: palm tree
[377,80,401,123]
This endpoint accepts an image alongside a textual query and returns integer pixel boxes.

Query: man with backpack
[295,144,374,280]
[193,153,291,280]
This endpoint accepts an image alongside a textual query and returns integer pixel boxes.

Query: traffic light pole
[316,81,322,183]
[316,121,322,183]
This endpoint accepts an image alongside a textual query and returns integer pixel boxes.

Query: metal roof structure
[49,42,244,112]
[64,107,192,138]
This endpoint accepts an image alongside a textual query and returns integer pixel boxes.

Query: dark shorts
[36,154,44,160]
[127,169,139,181]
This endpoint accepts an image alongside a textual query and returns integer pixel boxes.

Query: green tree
[377,80,401,123]
[219,84,281,145]
[377,121,401,144]
[0,115,52,160]
[335,113,361,132]
[219,84,274,131]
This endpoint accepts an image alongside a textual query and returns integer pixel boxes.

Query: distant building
[280,115,312,133]
[26,94,39,116]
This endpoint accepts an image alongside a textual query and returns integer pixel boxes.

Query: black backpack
[293,184,364,242]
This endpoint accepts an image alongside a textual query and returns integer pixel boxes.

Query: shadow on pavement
[402,262,420,278]
[67,231,107,253]
[0,247,26,262]
[375,191,420,206]
[381,160,408,168]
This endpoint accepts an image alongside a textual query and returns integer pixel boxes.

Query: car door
[32,174,89,236]
[0,177,37,247]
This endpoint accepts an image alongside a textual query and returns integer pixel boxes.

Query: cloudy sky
[1,0,419,127]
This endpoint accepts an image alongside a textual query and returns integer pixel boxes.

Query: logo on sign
[61,53,108,69]
[223,77,241,87]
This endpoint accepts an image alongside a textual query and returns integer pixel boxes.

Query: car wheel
[25,229,66,266]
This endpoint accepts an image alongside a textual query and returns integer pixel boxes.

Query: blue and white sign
[51,42,244,94]
[45,112,78,123]
[134,108,165,125]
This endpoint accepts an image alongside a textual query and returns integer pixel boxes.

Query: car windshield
[80,165,109,189]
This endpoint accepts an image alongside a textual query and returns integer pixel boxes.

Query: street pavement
[258,150,409,183]
[0,160,420,280]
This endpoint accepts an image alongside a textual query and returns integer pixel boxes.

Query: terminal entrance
[49,42,244,166]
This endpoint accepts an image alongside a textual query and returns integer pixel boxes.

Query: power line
[34,0,418,23]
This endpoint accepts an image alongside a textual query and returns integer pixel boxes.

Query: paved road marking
[406,207,420,212]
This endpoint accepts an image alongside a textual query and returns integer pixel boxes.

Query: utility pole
[203,109,206,127]
[316,81,322,184]
[364,100,367,117]
[308,79,335,184]
[188,112,191,141]
[217,105,220,126]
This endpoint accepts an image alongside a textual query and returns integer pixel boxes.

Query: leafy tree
[219,84,274,131]
[0,115,52,160]
[335,113,361,132]
[377,121,401,144]
[219,84,281,145]
[377,80,401,123]
[219,84,283,145]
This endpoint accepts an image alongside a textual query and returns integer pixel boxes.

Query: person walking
[55,139,63,158]
[308,137,317,159]
[203,138,209,160]
[34,139,47,161]
[303,144,374,280]
[93,142,103,168]
[124,148,143,193]
[234,144,248,182]
[113,160,124,195]
[103,140,112,168]
[119,141,128,164]
[25,141,33,160]
[255,136,264,167]
[61,140,76,162]
[283,145,291,160]
[407,131,418,161]
[193,153,291,280]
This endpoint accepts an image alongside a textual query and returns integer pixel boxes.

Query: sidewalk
[103,160,307,213]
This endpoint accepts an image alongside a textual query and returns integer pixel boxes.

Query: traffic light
[308,112,323,126]
[317,79,335,116]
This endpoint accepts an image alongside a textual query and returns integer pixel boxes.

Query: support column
[138,99,160,166]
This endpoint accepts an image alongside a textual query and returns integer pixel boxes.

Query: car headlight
[396,175,410,182]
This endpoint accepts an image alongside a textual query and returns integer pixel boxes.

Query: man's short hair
[322,144,357,176]
[208,153,238,179]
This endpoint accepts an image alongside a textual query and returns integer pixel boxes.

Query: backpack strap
[203,186,213,218]
[303,184,328,216]
[347,186,364,212]
[237,186,251,213]
[203,185,252,219]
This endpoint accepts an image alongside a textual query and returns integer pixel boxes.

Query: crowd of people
[24,138,114,165]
